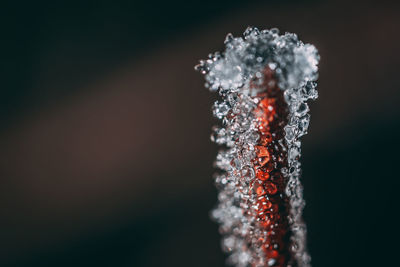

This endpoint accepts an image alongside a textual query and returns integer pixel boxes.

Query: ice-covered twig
[195,27,319,267]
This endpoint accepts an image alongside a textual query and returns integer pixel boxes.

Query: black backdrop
[1,0,400,266]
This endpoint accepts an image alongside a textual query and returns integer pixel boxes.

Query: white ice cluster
[196,27,319,92]
[196,27,319,267]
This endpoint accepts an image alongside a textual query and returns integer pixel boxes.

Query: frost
[196,26,319,267]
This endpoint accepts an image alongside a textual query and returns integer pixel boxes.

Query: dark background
[1,0,400,266]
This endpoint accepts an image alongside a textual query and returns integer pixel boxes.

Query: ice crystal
[196,27,319,267]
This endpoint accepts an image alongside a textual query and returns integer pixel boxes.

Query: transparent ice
[196,27,319,267]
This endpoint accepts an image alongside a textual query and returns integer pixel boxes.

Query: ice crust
[196,27,319,267]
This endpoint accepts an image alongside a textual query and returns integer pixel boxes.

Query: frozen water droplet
[224,33,234,44]
[213,101,230,119]
[302,81,318,100]
[285,125,297,142]
[243,26,260,39]
[284,89,299,103]
[295,103,309,117]
[298,114,310,137]
[268,258,276,266]
[247,132,259,144]
[270,28,279,35]
[210,126,228,145]
[215,151,233,171]
[222,236,236,252]
[241,165,255,179]
[289,146,301,162]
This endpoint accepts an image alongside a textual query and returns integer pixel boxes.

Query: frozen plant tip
[195,27,319,267]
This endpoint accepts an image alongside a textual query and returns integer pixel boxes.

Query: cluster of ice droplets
[196,27,319,267]
[196,27,319,93]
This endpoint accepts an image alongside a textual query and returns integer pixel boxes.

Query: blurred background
[1,0,400,266]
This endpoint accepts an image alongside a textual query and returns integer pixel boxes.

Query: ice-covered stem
[195,27,319,267]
